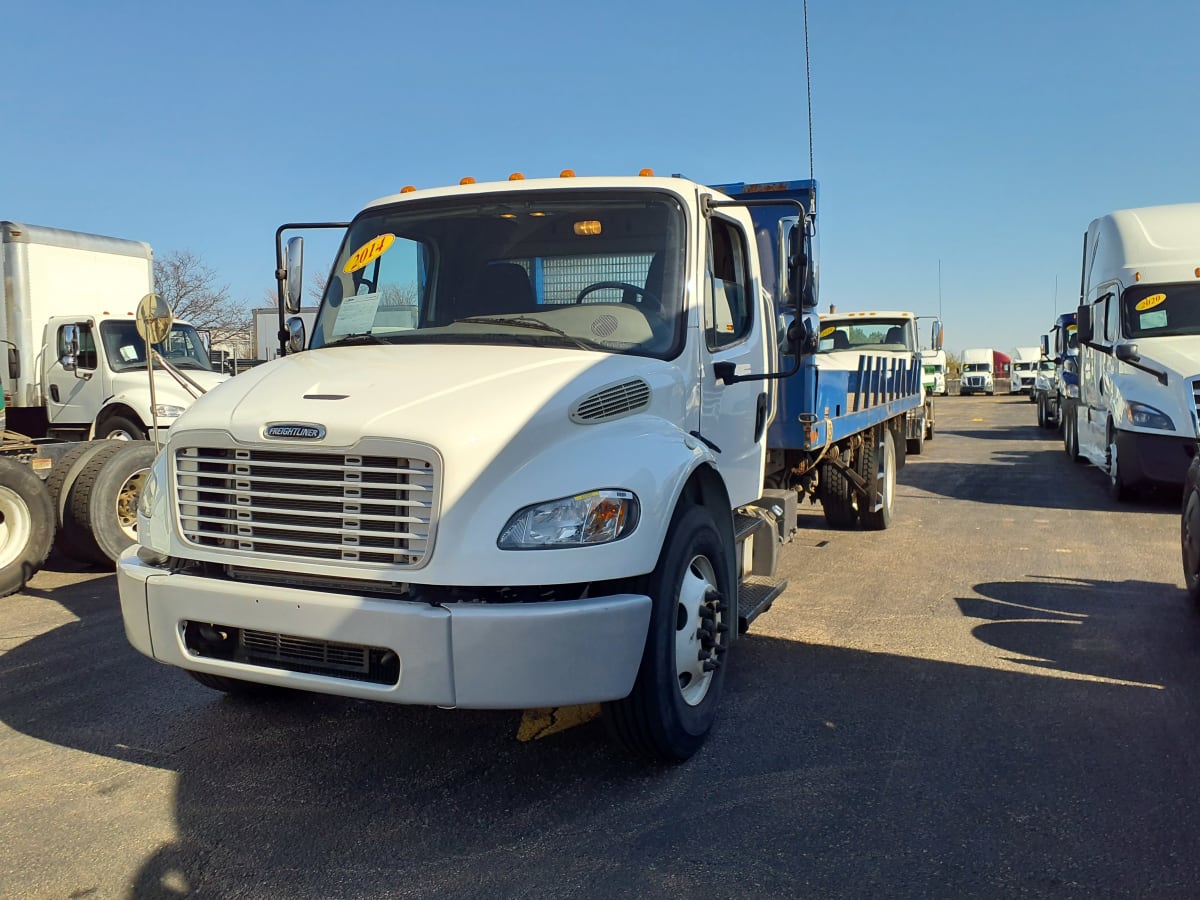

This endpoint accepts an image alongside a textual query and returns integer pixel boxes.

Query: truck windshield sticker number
[344,234,396,274]
[332,292,382,335]
[1135,293,1167,312]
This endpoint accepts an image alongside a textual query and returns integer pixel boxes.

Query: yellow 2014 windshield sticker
[820,326,836,338]
[343,234,395,273]
[1136,293,1167,311]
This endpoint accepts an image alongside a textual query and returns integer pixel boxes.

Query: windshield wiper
[455,316,603,352]
[325,332,388,347]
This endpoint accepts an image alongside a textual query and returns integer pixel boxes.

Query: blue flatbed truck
[716,180,923,529]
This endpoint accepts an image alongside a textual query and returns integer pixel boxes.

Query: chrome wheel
[675,554,723,707]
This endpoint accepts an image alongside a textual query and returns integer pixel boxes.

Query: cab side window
[705,218,752,351]
[1104,288,1120,342]
[58,325,97,370]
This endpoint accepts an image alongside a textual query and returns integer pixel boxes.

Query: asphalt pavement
[1,395,1196,898]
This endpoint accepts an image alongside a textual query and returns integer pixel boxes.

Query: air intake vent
[570,378,651,423]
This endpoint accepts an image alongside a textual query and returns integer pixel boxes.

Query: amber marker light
[1134,272,1142,281]
[639,168,654,177]
[460,176,476,185]
[573,220,602,236]
[560,169,576,178]
[509,172,525,181]
[1195,268,1200,278]
[400,185,416,193]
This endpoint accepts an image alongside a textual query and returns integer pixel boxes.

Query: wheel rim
[114,468,148,540]
[106,429,135,441]
[0,485,33,570]
[881,436,895,512]
[674,553,722,707]
[1108,439,1119,491]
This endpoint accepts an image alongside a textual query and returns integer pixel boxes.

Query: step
[737,575,788,633]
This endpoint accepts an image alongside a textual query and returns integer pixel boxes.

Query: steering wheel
[575,281,660,306]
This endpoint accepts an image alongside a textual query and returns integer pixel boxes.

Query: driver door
[698,215,770,508]
[44,318,107,429]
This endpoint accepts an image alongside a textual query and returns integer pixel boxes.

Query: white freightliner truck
[920,348,948,397]
[1066,204,1200,500]
[118,173,923,761]
[816,310,937,459]
[1010,346,1040,398]
[0,221,226,441]
[959,348,995,395]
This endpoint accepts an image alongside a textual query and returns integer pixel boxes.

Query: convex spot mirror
[287,316,307,354]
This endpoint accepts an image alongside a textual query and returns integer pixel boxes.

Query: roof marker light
[400,185,416,193]
[639,168,654,177]
[460,176,476,185]
[560,169,576,178]
[509,172,525,181]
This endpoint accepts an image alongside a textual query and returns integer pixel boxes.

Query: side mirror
[1076,305,1093,343]
[286,316,307,354]
[285,236,304,314]
[60,324,80,372]
[931,320,944,350]
[7,346,19,381]
[1115,343,1140,363]
[1039,334,1049,356]
[785,222,818,310]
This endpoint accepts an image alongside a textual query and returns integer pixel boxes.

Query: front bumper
[1116,429,1196,488]
[118,548,652,708]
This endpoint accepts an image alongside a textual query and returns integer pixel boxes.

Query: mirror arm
[275,221,351,357]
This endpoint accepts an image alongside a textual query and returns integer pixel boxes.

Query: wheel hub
[675,555,728,707]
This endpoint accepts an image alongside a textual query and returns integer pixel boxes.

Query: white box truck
[0,221,226,441]
[1066,203,1200,499]
[252,306,318,362]
[1010,346,1040,398]
[117,173,928,761]
[920,348,948,397]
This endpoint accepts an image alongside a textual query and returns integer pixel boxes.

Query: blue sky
[4,0,1198,355]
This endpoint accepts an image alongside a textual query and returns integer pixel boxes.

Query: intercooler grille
[174,446,436,566]
[241,629,369,674]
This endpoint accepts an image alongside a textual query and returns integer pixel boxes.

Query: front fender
[1106,372,1189,436]
[428,415,719,586]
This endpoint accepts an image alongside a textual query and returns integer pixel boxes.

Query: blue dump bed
[712,179,922,453]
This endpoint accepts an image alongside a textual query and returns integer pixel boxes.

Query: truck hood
[177,344,669,448]
[1126,338,1200,382]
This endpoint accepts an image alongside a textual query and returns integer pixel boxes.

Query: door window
[705,218,752,351]
[58,325,97,370]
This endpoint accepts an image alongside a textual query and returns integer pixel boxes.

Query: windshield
[1038,359,1055,371]
[817,318,914,353]
[1122,282,1200,339]
[1013,361,1036,372]
[963,362,990,372]
[100,320,214,373]
[310,190,686,359]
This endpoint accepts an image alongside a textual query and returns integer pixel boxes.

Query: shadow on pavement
[4,572,1200,897]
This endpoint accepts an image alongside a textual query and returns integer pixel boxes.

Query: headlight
[1125,401,1174,431]
[498,489,639,550]
[137,465,160,519]
[154,404,185,418]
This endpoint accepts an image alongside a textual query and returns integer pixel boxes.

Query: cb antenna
[803,0,815,218]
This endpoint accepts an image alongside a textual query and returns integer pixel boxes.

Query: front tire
[96,415,147,441]
[603,503,733,762]
[0,459,55,599]
[1182,485,1200,604]
[1107,424,1139,502]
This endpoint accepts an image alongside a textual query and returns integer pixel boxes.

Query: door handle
[50,384,60,402]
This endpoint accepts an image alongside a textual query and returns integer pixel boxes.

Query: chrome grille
[175,445,436,566]
[241,629,368,674]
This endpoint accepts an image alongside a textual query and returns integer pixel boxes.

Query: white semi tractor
[117,173,925,761]
[1010,346,1040,398]
[0,221,225,441]
[1067,203,1200,500]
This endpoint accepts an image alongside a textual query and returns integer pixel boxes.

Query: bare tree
[153,250,251,347]
[308,272,328,304]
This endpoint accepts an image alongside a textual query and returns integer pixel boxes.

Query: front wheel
[96,415,148,441]
[1107,425,1139,502]
[1182,484,1200,604]
[603,503,733,762]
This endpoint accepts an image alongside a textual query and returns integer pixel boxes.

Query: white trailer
[1067,203,1200,499]
[253,307,318,361]
[0,222,226,440]
[1010,346,1040,397]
